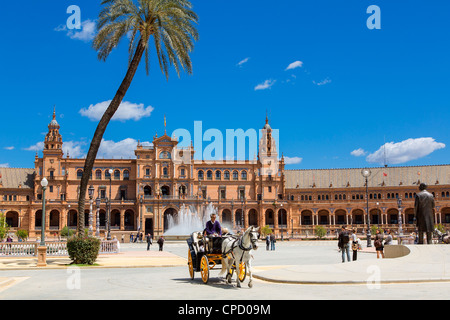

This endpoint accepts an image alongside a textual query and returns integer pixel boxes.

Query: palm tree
[77,0,199,236]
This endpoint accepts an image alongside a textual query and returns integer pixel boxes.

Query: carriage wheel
[188,250,194,280]
[238,262,247,282]
[200,255,210,284]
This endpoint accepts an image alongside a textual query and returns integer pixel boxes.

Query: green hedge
[67,236,101,265]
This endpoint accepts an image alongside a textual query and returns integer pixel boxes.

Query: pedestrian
[384,229,393,245]
[374,229,385,259]
[265,234,270,251]
[270,233,276,251]
[146,233,152,251]
[351,229,359,261]
[134,233,138,243]
[130,233,133,243]
[338,226,351,263]
[157,236,164,251]
[121,234,124,243]
[414,183,435,244]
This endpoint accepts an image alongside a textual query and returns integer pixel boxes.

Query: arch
[161,185,170,196]
[215,170,221,180]
[278,208,287,226]
[143,185,152,197]
[77,169,83,179]
[5,211,19,228]
[335,209,347,225]
[124,209,135,230]
[105,169,112,179]
[206,170,213,180]
[114,169,120,180]
[163,207,178,232]
[99,209,106,227]
[235,209,244,226]
[232,170,239,180]
[68,209,78,227]
[352,209,364,225]
[317,209,329,225]
[265,208,275,226]
[35,210,43,228]
[369,208,381,225]
[224,170,230,180]
[442,207,450,224]
[111,209,121,228]
[49,210,60,228]
[248,208,258,226]
[198,170,204,180]
[387,208,399,224]
[123,170,130,180]
[95,169,102,180]
[301,209,313,225]
[405,207,415,224]
[241,170,248,180]
[222,209,232,224]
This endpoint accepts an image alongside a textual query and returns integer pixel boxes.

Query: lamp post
[37,177,48,267]
[361,168,372,247]
[88,185,95,236]
[95,197,101,238]
[138,195,143,232]
[107,169,113,240]
[397,197,403,236]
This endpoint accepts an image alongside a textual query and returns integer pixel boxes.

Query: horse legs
[236,258,242,288]
[247,259,253,288]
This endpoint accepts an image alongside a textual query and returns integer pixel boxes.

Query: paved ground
[0,240,449,300]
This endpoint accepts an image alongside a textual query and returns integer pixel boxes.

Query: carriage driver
[204,213,222,237]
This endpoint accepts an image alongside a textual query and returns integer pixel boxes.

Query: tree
[314,225,326,239]
[0,213,10,241]
[77,0,199,235]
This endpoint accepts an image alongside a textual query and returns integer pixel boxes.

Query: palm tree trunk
[77,39,146,236]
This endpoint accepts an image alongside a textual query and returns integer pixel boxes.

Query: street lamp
[88,185,95,236]
[361,168,372,247]
[95,197,101,237]
[107,169,113,240]
[40,178,48,246]
[397,197,403,236]
[37,177,48,267]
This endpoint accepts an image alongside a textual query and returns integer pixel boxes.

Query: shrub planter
[67,236,101,265]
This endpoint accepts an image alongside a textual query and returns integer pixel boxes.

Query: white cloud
[4,146,14,150]
[62,141,86,158]
[237,57,250,67]
[79,101,154,122]
[366,137,446,165]
[24,142,44,152]
[254,79,276,91]
[350,148,367,157]
[313,78,332,86]
[285,61,303,71]
[98,138,152,159]
[284,156,303,165]
[55,19,96,42]
[0,163,9,168]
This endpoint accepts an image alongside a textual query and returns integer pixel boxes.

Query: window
[145,168,151,176]
[114,170,120,180]
[123,170,130,180]
[220,189,226,200]
[77,170,83,179]
[224,170,230,180]
[241,171,247,180]
[207,170,213,180]
[198,170,204,180]
[163,167,168,177]
[232,170,239,180]
[215,170,221,180]
[95,170,102,180]
[105,170,111,179]
[180,168,186,177]
[49,170,54,179]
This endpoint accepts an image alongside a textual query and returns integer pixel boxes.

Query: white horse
[219,226,260,288]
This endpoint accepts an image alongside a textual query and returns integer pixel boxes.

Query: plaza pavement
[0,241,449,286]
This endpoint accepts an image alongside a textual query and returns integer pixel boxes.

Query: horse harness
[222,233,257,262]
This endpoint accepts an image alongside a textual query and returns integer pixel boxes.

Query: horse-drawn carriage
[186,231,247,284]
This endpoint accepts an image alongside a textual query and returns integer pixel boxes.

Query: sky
[0,0,449,170]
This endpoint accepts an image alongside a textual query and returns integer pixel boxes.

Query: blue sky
[0,0,449,170]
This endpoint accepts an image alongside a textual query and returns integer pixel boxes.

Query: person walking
[265,234,270,251]
[270,233,276,251]
[338,226,351,263]
[414,183,435,244]
[384,229,394,245]
[157,236,165,251]
[351,229,359,261]
[374,229,385,259]
[146,233,152,251]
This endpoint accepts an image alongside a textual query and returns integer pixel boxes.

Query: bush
[61,226,75,238]
[16,229,28,241]
[314,225,327,239]
[67,236,101,265]
[261,225,272,237]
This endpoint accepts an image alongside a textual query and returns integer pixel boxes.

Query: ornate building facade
[1,111,449,240]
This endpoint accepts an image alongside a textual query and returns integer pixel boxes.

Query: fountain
[164,203,227,240]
